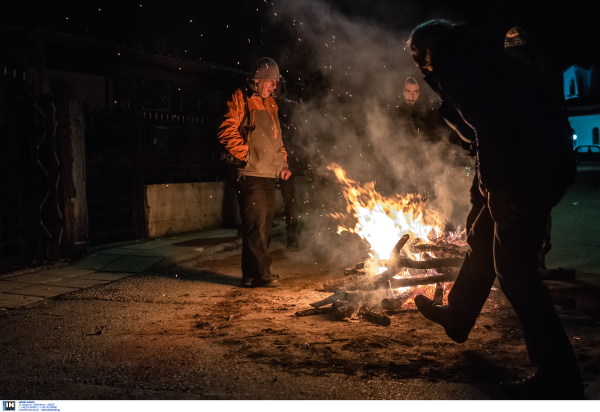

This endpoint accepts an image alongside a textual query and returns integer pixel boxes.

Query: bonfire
[296,164,469,326]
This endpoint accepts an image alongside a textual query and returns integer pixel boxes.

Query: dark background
[2,0,598,76]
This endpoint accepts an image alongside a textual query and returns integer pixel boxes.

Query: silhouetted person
[409,20,581,400]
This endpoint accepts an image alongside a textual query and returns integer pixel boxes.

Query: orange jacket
[218,89,288,178]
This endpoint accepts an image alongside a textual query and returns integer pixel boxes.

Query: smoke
[269,0,472,265]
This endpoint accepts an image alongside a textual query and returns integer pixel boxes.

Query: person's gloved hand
[487,190,519,229]
[280,167,292,180]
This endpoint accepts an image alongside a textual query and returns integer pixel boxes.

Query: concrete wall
[146,182,225,238]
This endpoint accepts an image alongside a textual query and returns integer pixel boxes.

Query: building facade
[564,65,600,147]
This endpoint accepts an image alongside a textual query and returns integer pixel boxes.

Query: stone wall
[146,182,225,238]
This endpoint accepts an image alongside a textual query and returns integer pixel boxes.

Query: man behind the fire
[409,20,581,399]
[218,57,292,288]
[403,76,420,106]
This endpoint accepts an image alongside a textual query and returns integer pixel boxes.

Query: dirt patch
[157,248,600,387]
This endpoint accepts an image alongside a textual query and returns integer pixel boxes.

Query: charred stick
[360,310,391,327]
[310,290,349,308]
[433,283,444,305]
[332,303,356,319]
[344,261,365,276]
[294,307,334,317]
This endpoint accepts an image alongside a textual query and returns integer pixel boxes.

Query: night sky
[2,0,598,76]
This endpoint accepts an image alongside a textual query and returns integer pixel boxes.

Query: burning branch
[410,243,469,256]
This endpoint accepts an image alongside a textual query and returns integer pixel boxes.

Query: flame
[329,164,443,262]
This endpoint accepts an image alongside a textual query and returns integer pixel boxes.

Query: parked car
[574,145,600,163]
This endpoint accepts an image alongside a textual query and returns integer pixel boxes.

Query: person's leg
[239,176,277,286]
[494,212,581,391]
[239,176,273,283]
[415,204,497,342]
[495,211,576,367]
[445,204,497,335]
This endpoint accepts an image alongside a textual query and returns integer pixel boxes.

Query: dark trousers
[447,203,578,370]
[239,175,276,280]
[280,175,298,235]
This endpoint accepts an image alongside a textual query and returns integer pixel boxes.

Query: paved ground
[0,228,241,309]
[547,164,600,286]
[0,165,599,401]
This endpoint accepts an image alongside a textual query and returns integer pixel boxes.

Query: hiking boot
[501,367,584,400]
[239,277,253,287]
[251,275,278,288]
[414,295,468,343]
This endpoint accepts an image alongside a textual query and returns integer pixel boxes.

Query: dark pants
[239,175,276,281]
[447,203,578,370]
[280,174,298,236]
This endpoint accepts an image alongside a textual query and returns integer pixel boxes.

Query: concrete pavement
[0,228,241,309]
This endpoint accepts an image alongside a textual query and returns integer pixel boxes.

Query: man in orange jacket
[218,57,292,287]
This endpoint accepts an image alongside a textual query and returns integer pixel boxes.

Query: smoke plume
[268,0,473,266]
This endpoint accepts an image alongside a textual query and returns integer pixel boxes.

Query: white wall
[563,65,592,100]
[569,114,600,146]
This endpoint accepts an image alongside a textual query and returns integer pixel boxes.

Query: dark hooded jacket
[423,43,575,207]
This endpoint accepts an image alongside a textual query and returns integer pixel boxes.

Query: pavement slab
[93,248,143,256]
[49,278,111,288]
[0,280,34,293]
[75,272,132,281]
[4,284,79,298]
[75,254,120,270]
[0,293,44,308]
[37,267,96,278]
[100,256,162,272]
[118,240,178,250]
[8,273,65,284]
[133,245,199,257]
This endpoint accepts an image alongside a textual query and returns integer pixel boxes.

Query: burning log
[389,269,459,288]
[323,273,366,292]
[381,289,414,310]
[411,243,469,256]
[396,257,464,269]
[294,307,334,317]
[390,234,410,264]
[360,310,391,327]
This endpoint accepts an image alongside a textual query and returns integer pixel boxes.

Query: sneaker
[414,295,468,343]
[501,368,584,400]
